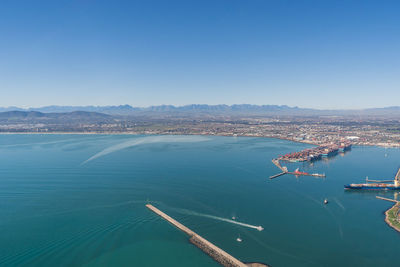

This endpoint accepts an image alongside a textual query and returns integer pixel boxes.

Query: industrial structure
[345,167,400,190]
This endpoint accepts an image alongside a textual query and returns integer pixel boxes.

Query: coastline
[384,202,400,233]
[0,131,398,148]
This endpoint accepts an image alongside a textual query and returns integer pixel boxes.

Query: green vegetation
[386,203,400,232]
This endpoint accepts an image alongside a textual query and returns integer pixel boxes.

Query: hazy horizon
[1,103,400,111]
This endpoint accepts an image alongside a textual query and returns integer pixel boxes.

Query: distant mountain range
[0,104,400,116]
[0,111,113,124]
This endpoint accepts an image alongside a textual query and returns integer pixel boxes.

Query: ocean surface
[0,134,399,267]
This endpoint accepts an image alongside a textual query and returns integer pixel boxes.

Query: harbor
[269,141,351,179]
[277,141,352,163]
[2,135,400,266]
[146,204,268,267]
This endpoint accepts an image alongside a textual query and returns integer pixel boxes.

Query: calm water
[0,134,399,267]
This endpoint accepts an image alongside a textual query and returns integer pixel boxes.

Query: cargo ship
[321,146,339,157]
[279,142,349,162]
[338,142,352,153]
[345,168,400,190]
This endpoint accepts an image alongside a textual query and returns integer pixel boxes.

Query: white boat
[236,235,242,242]
[324,199,328,204]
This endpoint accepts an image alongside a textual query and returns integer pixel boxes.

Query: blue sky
[0,0,399,109]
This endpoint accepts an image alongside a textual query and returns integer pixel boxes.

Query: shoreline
[0,131,398,148]
[384,202,400,233]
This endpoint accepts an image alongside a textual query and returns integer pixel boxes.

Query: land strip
[1,111,400,148]
[376,196,400,233]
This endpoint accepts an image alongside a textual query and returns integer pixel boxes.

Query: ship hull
[344,184,400,190]
[339,145,352,153]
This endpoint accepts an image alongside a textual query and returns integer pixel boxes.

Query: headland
[376,196,400,233]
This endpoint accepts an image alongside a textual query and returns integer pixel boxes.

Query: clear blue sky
[0,0,399,109]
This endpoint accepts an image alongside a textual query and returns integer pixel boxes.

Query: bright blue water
[0,134,399,266]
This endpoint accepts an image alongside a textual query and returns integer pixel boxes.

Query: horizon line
[0,104,399,111]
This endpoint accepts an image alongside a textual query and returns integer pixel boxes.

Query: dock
[271,159,287,172]
[146,204,268,267]
[269,172,287,179]
[376,196,398,203]
[270,159,325,179]
[277,142,352,163]
[287,172,326,178]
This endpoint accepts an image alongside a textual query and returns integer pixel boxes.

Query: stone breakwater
[146,204,268,267]
[190,235,246,267]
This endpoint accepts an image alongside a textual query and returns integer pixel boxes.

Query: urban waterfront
[0,134,400,267]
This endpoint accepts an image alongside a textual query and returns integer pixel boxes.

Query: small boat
[324,199,328,204]
[236,235,242,242]
[256,226,264,231]
[232,216,236,220]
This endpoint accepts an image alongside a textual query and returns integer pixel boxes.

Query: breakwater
[146,204,265,267]
[270,159,325,179]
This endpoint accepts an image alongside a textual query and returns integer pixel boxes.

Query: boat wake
[169,207,263,231]
[82,135,209,164]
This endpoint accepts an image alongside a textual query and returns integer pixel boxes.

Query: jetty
[269,159,325,179]
[269,172,287,179]
[146,204,268,267]
[287,171,325,178]
[376,196,398,203]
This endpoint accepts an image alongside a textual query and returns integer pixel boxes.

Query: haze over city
[1,0,399,109]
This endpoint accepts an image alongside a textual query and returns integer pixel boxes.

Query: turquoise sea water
[0,134,399,267]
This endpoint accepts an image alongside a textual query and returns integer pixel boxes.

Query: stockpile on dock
[277,141,351,163]
[145,204,268,267]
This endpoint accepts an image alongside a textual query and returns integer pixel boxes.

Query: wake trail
[81,135,209,164]
[334,197,346,211]
[169,207,263,231]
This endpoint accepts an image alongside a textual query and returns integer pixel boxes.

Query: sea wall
[146,204,249,267]
[189,235,246,267]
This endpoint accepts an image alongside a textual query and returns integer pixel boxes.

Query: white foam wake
[82,135,209,164]
[171,207,264,231]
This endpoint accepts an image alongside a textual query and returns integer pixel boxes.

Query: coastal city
[2,0,400,265]
[1,111,399,148]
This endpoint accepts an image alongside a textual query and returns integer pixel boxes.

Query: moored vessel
[345,168,400,190]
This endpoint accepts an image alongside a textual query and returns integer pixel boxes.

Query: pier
[146,204,268,267]
[269,172,287,179]
[269,159,325,179]
[376,196,398,203]
[287,171,325,178]
[271,159,287,172]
